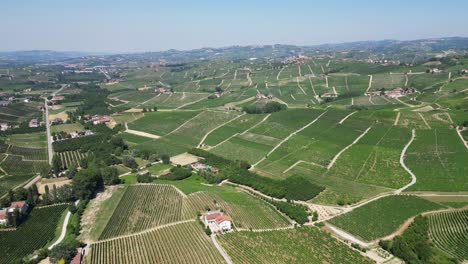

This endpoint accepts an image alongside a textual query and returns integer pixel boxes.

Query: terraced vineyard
[218,227,373,264]
[7,145,48,160]
[90,222,225,264]
[58,150,86,169]
[0,204,68,264]
[329,195,444,241]
[99,184,189,239]
[428,209,468,261]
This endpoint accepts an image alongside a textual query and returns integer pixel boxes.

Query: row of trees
[242,101,287,114]
[189,149,324,201]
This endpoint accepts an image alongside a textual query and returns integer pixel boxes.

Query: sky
[1,0,468,53]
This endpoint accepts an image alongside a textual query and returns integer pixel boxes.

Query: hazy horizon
[2,0,468,53]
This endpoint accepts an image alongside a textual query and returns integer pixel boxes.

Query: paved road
[211,234,233,264]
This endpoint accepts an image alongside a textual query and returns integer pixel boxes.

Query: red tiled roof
[70,249,82,264]
[215,215,232,224]
[0,213,7,219]
[206,213,221,220]
[10,201,26,209]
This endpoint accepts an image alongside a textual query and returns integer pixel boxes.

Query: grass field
[329,195,444,241]
[0,204,68,264]
[218,227,373,264]
[50,123,85,133]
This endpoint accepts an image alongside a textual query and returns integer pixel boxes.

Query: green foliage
[49,240,79,264]
[329,195,443,241]
[270,201,309,225]
[159,167,192,181]
[189,149,324,201]
[242,101,287,114]
[382,216,456,264]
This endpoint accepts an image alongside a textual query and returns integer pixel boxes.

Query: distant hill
[0,50,105,61]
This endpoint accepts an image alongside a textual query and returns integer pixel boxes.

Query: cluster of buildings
[256,92,274,100]
[191,162,219,174]
[154,87,173,95]
[366,59,399,65]
[29,119,40,128]
[282,55,310,65]
[204,211,232,232]
[0,201,28,226]
[83,115,112,125]
[365,87,415,98]
[213,90,231,98]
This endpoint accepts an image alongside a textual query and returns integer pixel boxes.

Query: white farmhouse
[205,211,232,232]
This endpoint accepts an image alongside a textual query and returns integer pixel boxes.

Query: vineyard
[0,155,48,176]
[58,150,86,169]
[99,184,189,239]
[218,227,373,264]
[185,190,290,230]
[89,222,225,264]
[8,145,48,161]
[0,204,68,264]
[328,195,444,241]
[428,209,468,261]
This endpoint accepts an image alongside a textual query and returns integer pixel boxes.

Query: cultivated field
[0,204,68,264]
[328,195,444,241]
[428,209,468,261]
[218,227,373,264]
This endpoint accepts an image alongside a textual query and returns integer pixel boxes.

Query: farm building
[138,85,151,91]
[205,211,232,232]
[0,100,11,107]
[91,115,111,125]
[51,95,65,102]
[0,209,7,225]
[321,93,338,98]
[155,88,173,94]
[29,119,39,128]
[0,123,10,131]
[256,93,274,100]
[7,201,28,214]
[191,162,219,173]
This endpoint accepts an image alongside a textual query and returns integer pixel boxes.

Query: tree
[161,154,170,164]
[67,163,78,179]
[40,164,51,178]
[52,154,63,174]
[122,155,138,169]
[49,241,79,264]
[72,167,103,200]
[43,185,50,205]
[101,167,121,185]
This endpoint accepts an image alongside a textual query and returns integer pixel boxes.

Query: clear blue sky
[2,0,467,53]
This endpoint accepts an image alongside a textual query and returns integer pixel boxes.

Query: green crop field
[90,222,225,264]
[127,111,201,135]
[0,204,68,264]
[99,184,190,239]
[428,209,468,262]
[329,195,444,241]
[7,132,47,148]
[405,128,467,192]
[218,227,373,264]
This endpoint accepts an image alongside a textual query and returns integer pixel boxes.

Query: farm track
[252,111,328,168]
[198,113,244,147]
[211,234,233,264]
[93,219,196,244]
[327,126,373,170]
[366,75,373,92]
[124,123,161,139]
[396,129,417,194]
[338,111,357,124]
[394,112,401,126]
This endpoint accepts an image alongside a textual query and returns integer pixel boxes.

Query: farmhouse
[205,211,232,232]
[0,100,11,107]
[321,93,338,98]
[8,201,28,214]
[29,119,39,128]
[155,88,173,94]
[0,123,9,131]
[91,115,112,125]
[0,209,7,225]
[256,93,274,100]
[364,91,381,96]
[51,95,65,102]
[138,85,151,91]
[191,162,219,173]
